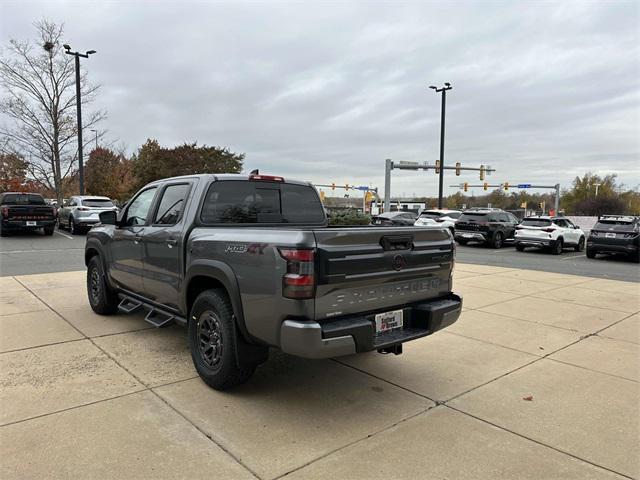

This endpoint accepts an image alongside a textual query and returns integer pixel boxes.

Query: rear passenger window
[154,184,190,225]
[281,184,325,223]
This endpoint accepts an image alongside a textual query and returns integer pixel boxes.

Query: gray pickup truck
[85,173,462,389]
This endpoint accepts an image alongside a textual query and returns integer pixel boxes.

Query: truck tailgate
[313,226,454,320]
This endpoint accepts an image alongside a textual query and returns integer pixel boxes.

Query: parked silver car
[57,196,118,234]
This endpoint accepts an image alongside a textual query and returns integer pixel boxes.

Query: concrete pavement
[0,265,638,479]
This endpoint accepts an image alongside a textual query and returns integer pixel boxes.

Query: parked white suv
[515,216,585,255]
[414,209,462,234]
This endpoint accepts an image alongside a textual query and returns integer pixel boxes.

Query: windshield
[420,212,442,219]
[595,220,636,231]
[82,199,114,208]
[1,193,45,205]
[521,219,552,227]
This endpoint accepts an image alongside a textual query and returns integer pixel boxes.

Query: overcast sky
[1,0,639,198]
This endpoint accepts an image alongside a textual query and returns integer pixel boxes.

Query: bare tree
[0,19,105,202]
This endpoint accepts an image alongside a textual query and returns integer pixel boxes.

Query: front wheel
[189,289,256,390]
[69,217,76,235]
[456,238,468,245]
[491,231,503,249]
[515,242,525,252]
[586,248,597,259]
[552,238,564,255]
[575,237,585,252]
[87,256,119,314]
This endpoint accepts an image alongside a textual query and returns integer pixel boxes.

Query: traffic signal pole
[451,183,561,213]
[437,88,446,209]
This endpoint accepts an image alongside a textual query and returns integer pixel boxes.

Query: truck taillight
[1,207,8,218]
[279,248,315,299]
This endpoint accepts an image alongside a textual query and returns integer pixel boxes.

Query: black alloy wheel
[197,311,224,369]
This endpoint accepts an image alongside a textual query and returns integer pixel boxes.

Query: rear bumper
[455,231,487,242]
[516,236,553,247]
[2,219,56,230]
[279,293,463,359]
[587,239,638,254]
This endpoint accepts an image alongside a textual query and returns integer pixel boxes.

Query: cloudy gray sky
[2,0,639,198]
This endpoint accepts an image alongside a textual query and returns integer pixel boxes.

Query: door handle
[167,239,178,248]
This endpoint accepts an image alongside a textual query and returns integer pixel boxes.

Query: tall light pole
[429,82,452,209]
[64,44,96,195]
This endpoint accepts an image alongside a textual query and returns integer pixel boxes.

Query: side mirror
[99,210,117,226]
[574,225,581,229]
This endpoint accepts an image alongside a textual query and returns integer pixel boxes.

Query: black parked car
[454,208,520,248]
[371,211,417,226]
[587,215,639,263]
[0,192,57,237]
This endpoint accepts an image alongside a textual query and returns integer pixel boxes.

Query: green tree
[131,139,244,192]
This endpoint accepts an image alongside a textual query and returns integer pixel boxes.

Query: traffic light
[483,182,488,191]
[435,160,440,174]
[331,183,335,190]
[463,182,468,192]
[319,190,325,202]
[455,162,461,176]
[503,182,509,191]
[479,165,485,181]
[365,191,373,203]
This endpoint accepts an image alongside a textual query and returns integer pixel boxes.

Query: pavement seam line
[13,278,264,480]
[444,404,635,480]
[274,404,440,480]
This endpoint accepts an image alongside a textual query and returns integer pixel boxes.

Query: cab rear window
[594,220,636,231]
[459,213,488,222]
[200,181,325,224]
[1,193,45,205]
[521,219,552,227]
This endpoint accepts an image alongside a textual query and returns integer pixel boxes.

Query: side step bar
[117,293,187,328]
[145,309,175,328]
[118,297,142,314]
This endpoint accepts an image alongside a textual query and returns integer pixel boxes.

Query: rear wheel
[43,225,54,236]
[69,217,77,235]
[575,236,585,252]
[0,222,7,237]
[586,248,597,259]
[552,238,563,255]
[189,289,257,390]
[491,231,503,249]
[515,242,525,252]
[456,238,468,245]
[87,256,119,314]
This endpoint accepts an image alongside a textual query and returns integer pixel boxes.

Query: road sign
[356,186,369,191]
[517,184,531,188]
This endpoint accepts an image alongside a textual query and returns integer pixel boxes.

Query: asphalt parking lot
[0,264,638,479]
[1,227,639,281]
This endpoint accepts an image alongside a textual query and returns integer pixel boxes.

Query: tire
[575,236,585,252]
[586,248,597,259]
[44,225,54,236]
[87,255,119,314]
[456,238,468,245]
[57,217,64,230]
[552,238,563,255]
[515,242,525,252]
[631,252,640,264]
[189,289,256,390]
[491,231,503,249]
[0,222,7,237]
[69,217,77,235]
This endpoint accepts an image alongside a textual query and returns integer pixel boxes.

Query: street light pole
[64,44,96,195]
[429,82,452,209]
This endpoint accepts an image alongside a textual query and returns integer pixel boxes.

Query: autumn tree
[130,139,244,192]
[85,147,135,201]
[0,152,30,192]
[0,20,105,204]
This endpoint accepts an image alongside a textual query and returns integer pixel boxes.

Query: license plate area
[605,233,616,238]
[374,309,404,335]
[26,221,36,226]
